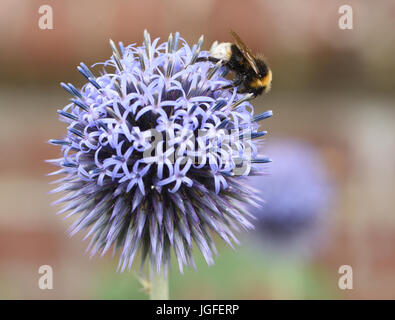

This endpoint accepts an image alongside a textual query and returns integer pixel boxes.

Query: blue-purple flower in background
[246,139,334,257]
[48,31,272,274]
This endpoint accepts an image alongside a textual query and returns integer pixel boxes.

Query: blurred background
[1,0,395,299]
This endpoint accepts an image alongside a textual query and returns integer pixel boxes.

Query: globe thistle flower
[48,30,272,274]
[246,139,333,256]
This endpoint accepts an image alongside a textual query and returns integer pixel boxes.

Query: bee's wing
[229,29,260,75]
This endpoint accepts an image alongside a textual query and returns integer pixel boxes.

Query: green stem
[149,270,169,300]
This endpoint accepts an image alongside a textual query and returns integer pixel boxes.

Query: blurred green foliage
[93,245,338,300]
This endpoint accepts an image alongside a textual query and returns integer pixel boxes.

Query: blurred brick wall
[1,0,394,91]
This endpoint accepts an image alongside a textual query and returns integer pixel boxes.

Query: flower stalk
[149,270,169,300]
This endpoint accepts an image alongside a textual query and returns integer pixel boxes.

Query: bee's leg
[216,77,243,91]
[195,56,222,64]
[217,84,235,90]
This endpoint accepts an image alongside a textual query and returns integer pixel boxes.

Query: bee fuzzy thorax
[210,42,232,61]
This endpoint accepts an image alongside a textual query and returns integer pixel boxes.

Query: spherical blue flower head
[247,139,333,253]
[48,31,272,274]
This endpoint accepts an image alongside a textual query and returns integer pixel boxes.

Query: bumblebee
[198,30,272,97]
